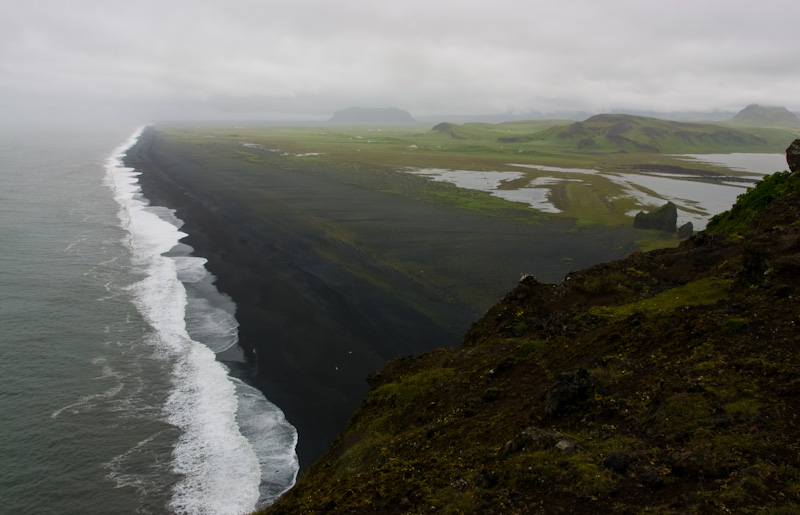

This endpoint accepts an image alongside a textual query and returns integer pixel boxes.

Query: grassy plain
[162,116,797,250]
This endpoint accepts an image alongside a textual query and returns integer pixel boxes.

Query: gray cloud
[2,0,798,123]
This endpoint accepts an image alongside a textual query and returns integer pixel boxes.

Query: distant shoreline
[124,126,641,469]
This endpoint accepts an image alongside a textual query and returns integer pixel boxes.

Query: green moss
[369,368,455,411]
[724,317,750,333]
[335,433,390,477]
[659,392,715,437]
[724,398,762,422]
[590,277,732,318]
[575,269,631,294]
[707,170,800,237]
[515,340,544,358]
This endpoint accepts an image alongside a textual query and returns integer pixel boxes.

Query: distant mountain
[328,107,416,124]
[533,113,777,153]
[417,111,590,124]
[727,104,800,127]
[416,110,740,125]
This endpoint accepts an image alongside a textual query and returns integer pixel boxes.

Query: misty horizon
[2,1,799,126]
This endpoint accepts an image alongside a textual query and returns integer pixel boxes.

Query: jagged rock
[787,139,800,174]
[542,369,595,415]
[555,438,579,454]
[633,202,678,232]
[677,221,693,239]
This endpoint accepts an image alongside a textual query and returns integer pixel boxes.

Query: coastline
[125,126,642,469]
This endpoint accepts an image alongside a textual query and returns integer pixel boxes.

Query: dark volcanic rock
[603,453,631,473]
[542,369,595,415]
[787,139,800,174]
[634,202,678,232]
[677,221,694,239]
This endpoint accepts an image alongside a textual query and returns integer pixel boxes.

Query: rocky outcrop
[431,122,466,139]
[787,139,800,174]
[542,369,595,416]
[633,201,677,232]
[677,221,694,239]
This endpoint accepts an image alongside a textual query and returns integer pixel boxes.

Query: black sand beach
[126,127,641,469]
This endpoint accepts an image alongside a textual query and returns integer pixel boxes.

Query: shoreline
[125,126,641,469]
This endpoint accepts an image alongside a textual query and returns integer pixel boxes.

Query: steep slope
[262,146,800,514]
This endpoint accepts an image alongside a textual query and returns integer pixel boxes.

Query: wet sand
[125,126,640,469]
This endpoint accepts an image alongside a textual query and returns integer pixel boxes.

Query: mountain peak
[729,104,799,127]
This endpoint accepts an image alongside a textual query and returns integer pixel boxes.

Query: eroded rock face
[633,202,678,232]
[678,222,694,239]
[787,139,800,174]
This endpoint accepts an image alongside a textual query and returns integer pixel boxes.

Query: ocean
[0,125,298,514]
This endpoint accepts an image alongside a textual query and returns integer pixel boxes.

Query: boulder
[633,202,678,232]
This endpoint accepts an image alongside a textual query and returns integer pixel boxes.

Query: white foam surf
[104,127,298,514]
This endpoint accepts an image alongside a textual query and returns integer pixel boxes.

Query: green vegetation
[708,170,800,236]
[161,117,798,255]
[590,277,732,318]
[262,157,800,514]
[532,113,798,154]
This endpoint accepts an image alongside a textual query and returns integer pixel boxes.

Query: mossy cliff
[262,146,800,514]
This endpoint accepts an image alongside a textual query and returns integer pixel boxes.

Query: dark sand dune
[126,127,641,468]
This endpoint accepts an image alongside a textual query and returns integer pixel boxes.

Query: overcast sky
[1,0,798,123]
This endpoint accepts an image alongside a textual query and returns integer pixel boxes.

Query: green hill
[425,114,799,155]
[261,145,800,514]
[531,113,793,153]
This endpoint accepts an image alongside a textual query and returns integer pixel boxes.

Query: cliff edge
[262,141,800,514]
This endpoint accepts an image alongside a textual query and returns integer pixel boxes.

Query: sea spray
[105,128,298,513]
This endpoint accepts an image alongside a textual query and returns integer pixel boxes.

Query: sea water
[0,125,298,514]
